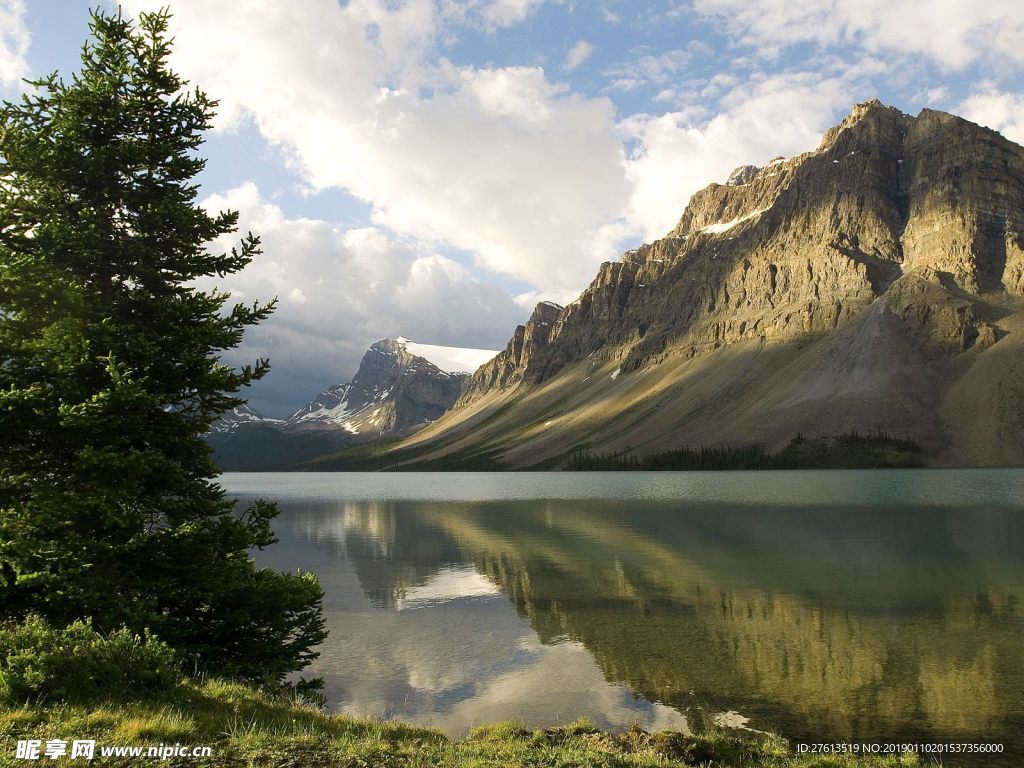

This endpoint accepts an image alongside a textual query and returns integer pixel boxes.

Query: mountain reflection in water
[230,471,1024,767]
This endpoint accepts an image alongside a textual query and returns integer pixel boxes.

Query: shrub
[0,615,180,705]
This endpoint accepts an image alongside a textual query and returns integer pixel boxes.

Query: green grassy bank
[1,678,927,768]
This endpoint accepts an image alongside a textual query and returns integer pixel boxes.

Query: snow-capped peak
[281,337,499,434]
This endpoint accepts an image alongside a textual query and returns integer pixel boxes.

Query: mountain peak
[286,337,499,434]
[816,99,912,153]
[726,164,760,186]
[529,301,563,324]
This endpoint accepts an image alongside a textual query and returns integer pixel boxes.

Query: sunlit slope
[397,300,1022,467]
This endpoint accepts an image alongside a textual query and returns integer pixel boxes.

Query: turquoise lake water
[222,470,1024,767]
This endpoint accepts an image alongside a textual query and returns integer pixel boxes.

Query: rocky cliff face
[457,301,562,404]
[397,101,1024,468]
[512,101,1014,385]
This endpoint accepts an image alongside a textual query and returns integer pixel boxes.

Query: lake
[222,470,1024,766]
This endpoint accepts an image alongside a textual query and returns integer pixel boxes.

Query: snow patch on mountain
[699,208,768,235]
[395,337,499,374]
[289,383,353,423]
[209,404,282,434]
[294,398,353,424]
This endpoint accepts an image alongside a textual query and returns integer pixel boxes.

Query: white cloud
[199,183,526,415]
[601,7,621,24]
[603,45,710,91]
[917,86,951,107]
[960,85,1024,145]
[0,0,29,89]
[512,288,578,311]
[464,66,565,122]
[480,0,547,27]
[122,0,631,295]
[418,0,554,31]
[565,39,595,71]
[693,0,1024,71]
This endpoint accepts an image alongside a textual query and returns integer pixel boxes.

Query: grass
[0,678,930,767]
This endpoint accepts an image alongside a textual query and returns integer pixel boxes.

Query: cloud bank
[123,0,632,294]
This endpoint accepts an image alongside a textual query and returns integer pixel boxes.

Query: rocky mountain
[289,337,495,435]
[207,338,498,470]
[387,101,1024,469]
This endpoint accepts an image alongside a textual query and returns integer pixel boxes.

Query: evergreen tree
[0,9,325,684]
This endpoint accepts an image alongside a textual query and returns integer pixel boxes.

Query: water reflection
[235,474,1024,766]
[252,498,689,734]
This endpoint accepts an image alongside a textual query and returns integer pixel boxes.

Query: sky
[4,0,1024,415]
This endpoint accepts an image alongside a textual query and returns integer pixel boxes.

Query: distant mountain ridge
[208,404,282,435]
[287,337,495,434]
[207,337,498,469]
